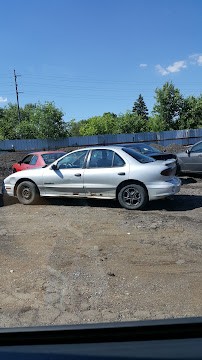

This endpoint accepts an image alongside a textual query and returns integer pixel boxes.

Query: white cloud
[139,63,148,68]
[155,64,169,76]
[155,53,202,76]
[197,55,202,65]
[156,60,186,76]
[166,60,187,73]
[0,96,7,103]
[189,53,202,66]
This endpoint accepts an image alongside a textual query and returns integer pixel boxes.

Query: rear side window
[88,150,125,168]
[113,153,125,167]
[42,153,65,165]
[122,147,155,163]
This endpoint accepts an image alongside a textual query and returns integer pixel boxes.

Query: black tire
[16,181,40,205]
[176,162,181,175]
[118,183,148,210]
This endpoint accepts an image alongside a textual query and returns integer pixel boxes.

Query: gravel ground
[0,147,202,328]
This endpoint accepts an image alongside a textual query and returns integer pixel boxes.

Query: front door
[183,142,202,173]
[42,150,88,196]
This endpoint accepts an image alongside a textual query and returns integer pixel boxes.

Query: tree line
[0,82,202,140]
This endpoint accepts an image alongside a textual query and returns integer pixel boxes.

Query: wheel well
[14,178,40,196]
[116,180,148,199]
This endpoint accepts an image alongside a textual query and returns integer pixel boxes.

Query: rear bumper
[147,177,181,200]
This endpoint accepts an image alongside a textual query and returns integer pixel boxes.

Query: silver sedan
[3,146,181,210]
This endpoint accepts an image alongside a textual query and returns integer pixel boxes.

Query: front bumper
[2,181,15,197]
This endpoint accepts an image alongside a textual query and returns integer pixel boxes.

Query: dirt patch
[0,147,202,328]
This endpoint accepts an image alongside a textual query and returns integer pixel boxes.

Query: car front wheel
[16,181,40,205]
[118,183,148,210]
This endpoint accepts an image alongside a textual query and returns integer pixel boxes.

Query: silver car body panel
[177,141,202,173]
[3,146,181,202]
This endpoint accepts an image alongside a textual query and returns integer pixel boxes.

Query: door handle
[74,173,81,177]
[118,172,125,175]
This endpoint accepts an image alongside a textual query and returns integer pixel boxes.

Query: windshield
[122,147,155,163]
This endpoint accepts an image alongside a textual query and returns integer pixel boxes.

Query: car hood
[4,167,45,182]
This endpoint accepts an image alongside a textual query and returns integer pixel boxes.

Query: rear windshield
[122,147,155,163]
[130,143,161,155]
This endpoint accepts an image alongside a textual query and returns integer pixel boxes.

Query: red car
[12,151,66,173]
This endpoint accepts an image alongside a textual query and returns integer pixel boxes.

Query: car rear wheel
[118,183,148,210]
[16,181,40,205]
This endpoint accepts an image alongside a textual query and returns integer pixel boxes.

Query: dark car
[115,142,177,161]
[176,140,202,174]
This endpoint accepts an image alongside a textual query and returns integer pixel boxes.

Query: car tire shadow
[180,177,197,185]
[145,194,202,212]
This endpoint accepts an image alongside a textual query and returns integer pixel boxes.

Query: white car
[3,146,181,210]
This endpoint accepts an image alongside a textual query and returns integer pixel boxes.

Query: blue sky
[0,0,202,122]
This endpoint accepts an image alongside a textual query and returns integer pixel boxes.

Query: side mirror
[51,164,58,170]
[186,149,191,155]
[18,161,22,165]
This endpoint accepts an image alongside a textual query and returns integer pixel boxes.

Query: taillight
[161,167,173,176]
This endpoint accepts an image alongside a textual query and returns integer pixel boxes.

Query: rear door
[84,149,129,198]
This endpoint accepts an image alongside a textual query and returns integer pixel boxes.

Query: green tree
[0,102,68,139]
[66,119,82,136]
[132,94,149,121]
[0,108,4,139]
[79,113,117,136]
[30,102,67,139]
[178,95,202,129]
[146,115,166,132]
[116,111,147,134]
[15,120,38,139]
[0,103,19,139]
[153,82,184,130]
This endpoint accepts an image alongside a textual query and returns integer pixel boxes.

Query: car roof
[26,150,66,156]
[69,145,126,151]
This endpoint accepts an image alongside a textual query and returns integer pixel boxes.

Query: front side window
[21,155,35,164]
[57,150,88,169]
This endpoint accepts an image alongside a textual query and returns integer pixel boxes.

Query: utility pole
[14,69,21,123]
